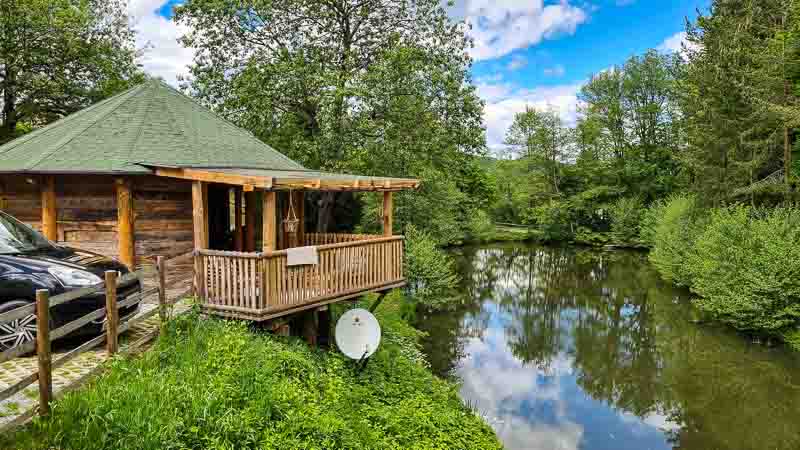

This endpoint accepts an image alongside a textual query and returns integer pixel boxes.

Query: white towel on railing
[287,246,319,266]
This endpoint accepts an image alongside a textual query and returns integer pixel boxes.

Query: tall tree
[504,106,572,197]
[0,0,141,143]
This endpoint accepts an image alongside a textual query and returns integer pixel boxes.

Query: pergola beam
[152,166,420,192]
[155,167,273,189]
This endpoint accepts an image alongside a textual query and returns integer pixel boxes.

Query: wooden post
[35,289,52,417]
[245,191,257,252]
[192,181,208,299]
[234,187,243,251]
[317,306,331,348]
[382,191,393,237]
[302,310,318,347]
[156,256,167,323]
[105,271,119,355]
[41,176,57,241]
[0,181,7,210]
[263,191,277,251]
[116,179,135,269]
[192,181,208,249]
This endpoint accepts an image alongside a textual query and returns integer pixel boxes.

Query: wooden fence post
[156,256,167,324]
[105,271,119,355]
[35,289,52,416]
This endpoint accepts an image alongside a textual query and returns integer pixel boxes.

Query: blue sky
[130,0,711,149]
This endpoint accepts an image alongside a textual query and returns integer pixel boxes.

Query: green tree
[0,0,141,143]
[504,106,573,198]
[175,0,486,238]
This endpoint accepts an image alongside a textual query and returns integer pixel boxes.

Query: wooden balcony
[195,234,405,321]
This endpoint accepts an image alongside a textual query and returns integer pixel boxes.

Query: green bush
[647,194,705,286]
[403,224,459,309]
[689,207,800,336]
[608,196,644,242]
[4,305,500,450]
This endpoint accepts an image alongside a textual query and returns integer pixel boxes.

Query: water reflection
[415,244,800,450]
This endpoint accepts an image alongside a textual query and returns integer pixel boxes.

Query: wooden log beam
[154,167,272,189]
[245,191,257,252]
[41,176,57,241]
[263,191,277,251]
[382,191,393,237]
[234,187,243,251]
[116,179,135,269]
[191,181,208,249]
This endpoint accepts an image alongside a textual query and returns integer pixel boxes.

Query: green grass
[1,298,501,450]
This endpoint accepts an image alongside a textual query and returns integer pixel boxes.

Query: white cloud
[543,64,566,77]
[456,329,585,450]
[507,54,528,71]
[658,31,698,55]
[481,82,583,151]
[128,0,194,87]
[461,1,589,61]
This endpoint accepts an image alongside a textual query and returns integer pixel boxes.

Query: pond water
[414,243,800,450]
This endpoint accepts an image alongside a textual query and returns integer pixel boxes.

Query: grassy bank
[2,297,501,450]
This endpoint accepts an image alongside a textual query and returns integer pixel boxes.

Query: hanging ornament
[283,190,300,233]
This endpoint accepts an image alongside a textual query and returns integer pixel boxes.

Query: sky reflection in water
[415,244,800,450]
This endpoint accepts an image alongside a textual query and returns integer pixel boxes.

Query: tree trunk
[316,192,335,233]
[1,68,18,142]
[785,79,792,186]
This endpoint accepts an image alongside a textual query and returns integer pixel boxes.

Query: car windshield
[0,212,54,254]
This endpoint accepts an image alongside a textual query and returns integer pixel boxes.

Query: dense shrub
[4,303,500,450]
[689,207,800,336]
[647,194,705,286]
[608,196,644,242]
[403,224,459,309]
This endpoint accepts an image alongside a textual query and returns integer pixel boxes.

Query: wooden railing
[303,233,380,246]
[0,253,193,429]
[197,235,405,320]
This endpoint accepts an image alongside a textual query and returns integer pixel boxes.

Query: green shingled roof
[0,79,306,174]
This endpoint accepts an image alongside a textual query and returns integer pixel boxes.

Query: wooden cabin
[0,80,419,324]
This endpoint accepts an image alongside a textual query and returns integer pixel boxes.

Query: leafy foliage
[403,225,459,309]
[690,207,800,335]
[0,0,142,143]
[647,194,704,286]
[4,307,501,450]
[608,196,645,242]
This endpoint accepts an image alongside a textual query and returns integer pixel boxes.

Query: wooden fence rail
[0,253,190,426]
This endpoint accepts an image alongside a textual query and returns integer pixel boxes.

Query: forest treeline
[1,0,798,345]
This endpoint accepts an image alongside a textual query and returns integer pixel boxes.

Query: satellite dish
[335,308,381,360]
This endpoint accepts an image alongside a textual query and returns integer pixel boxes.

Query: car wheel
[0,300,37,352]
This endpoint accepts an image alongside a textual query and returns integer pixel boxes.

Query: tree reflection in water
[415,243,800,450]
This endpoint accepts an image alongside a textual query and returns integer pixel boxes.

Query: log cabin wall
[0,174,194,269]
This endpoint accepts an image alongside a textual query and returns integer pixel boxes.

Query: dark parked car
[0,211,141,352]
